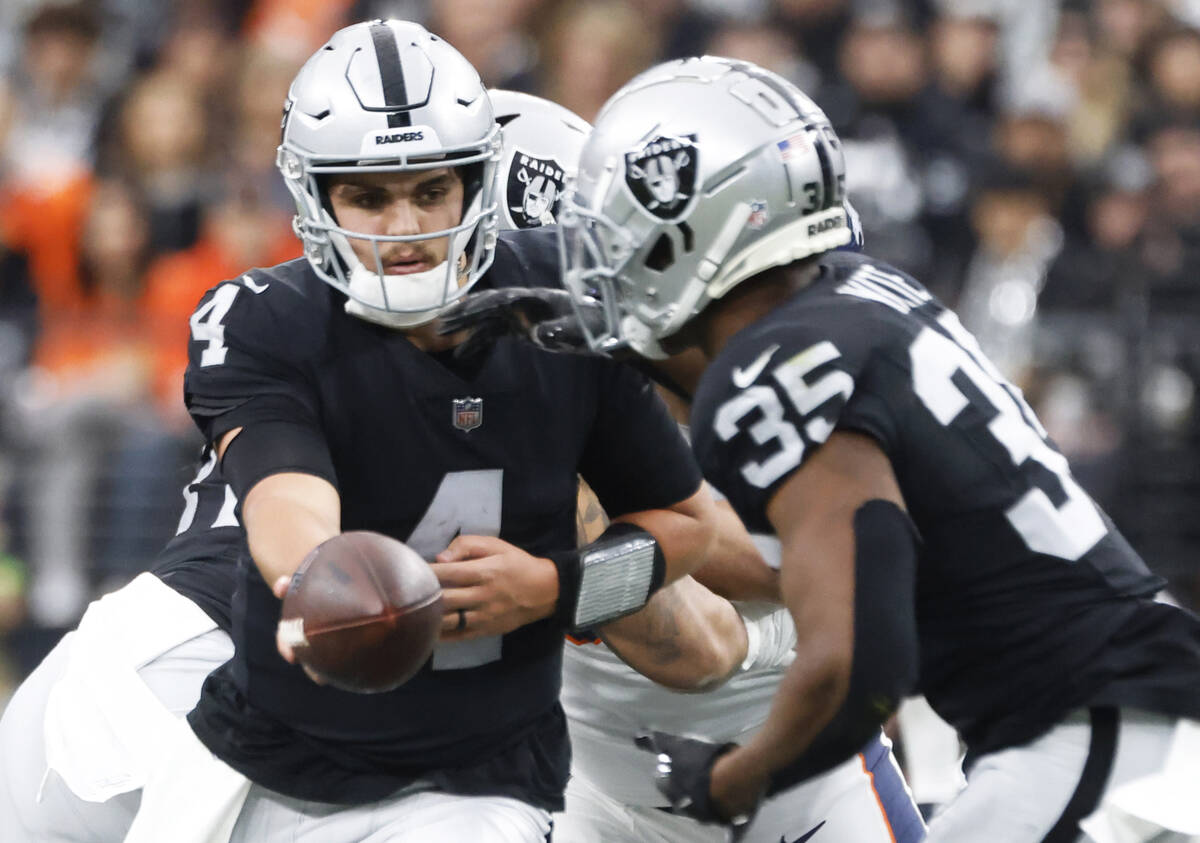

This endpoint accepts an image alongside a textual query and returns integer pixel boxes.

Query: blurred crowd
[1,0,1198,700]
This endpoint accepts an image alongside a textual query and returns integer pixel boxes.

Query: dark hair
[23,3,101,42]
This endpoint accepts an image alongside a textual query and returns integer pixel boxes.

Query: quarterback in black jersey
[0,23,719,843]
[489,57,1200,841]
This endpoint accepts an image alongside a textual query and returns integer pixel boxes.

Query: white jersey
[561,601,791,806]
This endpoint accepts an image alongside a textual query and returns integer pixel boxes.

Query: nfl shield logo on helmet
[747,199,769,229]
[507,150,568,229]
[624,134,698,221]
[452,397,483,431]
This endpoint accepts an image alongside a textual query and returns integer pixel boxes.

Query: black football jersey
[691,251,1200,764]
[159,227,701,808]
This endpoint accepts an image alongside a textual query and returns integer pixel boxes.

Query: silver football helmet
[276,20,501,328]
[488,89,590,231]
[558,57,853,357]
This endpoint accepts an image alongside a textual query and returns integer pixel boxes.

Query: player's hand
[271,574,327,685]
[436,287,607,359]
[433,535,559,640]
[634,731,761,836]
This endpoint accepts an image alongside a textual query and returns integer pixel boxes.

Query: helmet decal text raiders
[623,134,698,221]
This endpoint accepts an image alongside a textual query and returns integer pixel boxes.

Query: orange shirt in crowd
[0,173,93,314]
[140,221,300,417]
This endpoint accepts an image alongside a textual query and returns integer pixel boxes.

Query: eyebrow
[330,171,457,193]
[415,172,456,191]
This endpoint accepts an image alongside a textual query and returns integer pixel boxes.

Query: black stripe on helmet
[737,64,838,209]
[811,132,837,210]
[369,22,412,128]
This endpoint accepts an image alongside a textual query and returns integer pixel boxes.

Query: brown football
[279,531,443,693]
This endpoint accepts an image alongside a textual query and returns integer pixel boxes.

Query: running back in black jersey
[691,251,1200,766]
[160,227,702,808]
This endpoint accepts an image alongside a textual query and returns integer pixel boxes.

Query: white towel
[42,574,220,801]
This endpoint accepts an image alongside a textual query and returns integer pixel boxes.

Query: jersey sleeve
[182,272,324,445]
[690,302,897,533]
[578,358,703,518]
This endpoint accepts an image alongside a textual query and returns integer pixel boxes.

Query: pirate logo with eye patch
[506,151,569,229]
[624,134,698,222]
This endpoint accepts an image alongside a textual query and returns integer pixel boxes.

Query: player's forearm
[599,576,747,691]
[614,483,718,585]
[242,472,341,586]
[690,500,779,602]
[709,648,849,813]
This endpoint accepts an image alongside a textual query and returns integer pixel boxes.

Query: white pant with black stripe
[927,708,1200,843]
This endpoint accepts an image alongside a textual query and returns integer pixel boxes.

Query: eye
[417,185,449,205]
[350,190,389,210]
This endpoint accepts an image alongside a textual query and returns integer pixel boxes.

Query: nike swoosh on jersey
[242,274,269,294]
[732,344,780,389]
[783,820,826,843]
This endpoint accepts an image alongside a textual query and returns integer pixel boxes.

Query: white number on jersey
[176,449,240,534]
[909,312,1106,560]
[715,342,854,489]
[189,284,241,367]
[407,469,504,669]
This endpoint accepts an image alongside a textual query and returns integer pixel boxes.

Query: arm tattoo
[575,479,611,546]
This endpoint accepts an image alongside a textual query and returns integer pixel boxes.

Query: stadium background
[0,0,1198,706]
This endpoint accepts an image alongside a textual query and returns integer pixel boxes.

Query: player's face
[327,168,465,276]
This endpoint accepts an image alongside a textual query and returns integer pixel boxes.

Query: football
[279,531,443,693]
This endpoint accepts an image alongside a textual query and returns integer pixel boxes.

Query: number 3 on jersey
[911,312,1106,561]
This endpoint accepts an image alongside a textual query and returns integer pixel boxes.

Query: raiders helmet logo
[507,151,568,229]
[623,134,698,221]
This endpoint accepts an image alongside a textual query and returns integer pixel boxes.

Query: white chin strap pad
[344,297,441,329]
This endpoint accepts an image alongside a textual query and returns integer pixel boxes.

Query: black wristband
[549,522,667,632]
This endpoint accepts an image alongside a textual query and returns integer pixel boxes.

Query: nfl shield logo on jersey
[624,134,698,221]
[508,150,568,228]
[452,397,483,431]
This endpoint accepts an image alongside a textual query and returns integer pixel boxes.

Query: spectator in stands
[540,0,663,122]
[0,4,107,318]
[109,71,211,254]
[10,180,159,627]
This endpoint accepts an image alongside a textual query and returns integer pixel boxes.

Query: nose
[383,198,421,239]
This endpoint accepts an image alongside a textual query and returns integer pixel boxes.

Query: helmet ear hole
[644,232,675,272]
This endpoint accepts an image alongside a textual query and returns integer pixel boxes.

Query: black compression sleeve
[768,499,921,792]
[220,421,338,499]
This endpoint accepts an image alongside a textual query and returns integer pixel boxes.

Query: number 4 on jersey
[189,284,241,367]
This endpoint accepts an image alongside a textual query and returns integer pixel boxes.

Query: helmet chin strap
[344,295,443,329]
[342,256,458,329]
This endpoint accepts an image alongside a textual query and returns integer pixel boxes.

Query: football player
[474,90,923,843]
[0,23,721,842]
[450,57,1200,842]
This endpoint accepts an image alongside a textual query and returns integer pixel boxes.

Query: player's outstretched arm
[706,431,918,819]
[219,427,342,595]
